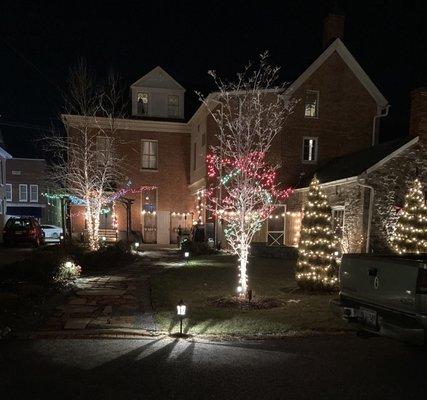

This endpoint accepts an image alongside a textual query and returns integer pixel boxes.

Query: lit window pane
[304,90,319,117]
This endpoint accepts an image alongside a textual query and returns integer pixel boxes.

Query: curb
[29,328,161,340]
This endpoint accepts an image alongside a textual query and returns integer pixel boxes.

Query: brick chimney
[323,13,345,49]
[409,88,427,143]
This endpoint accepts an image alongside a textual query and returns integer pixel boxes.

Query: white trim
[6,202,46,208]
[5,183,12,202]
[365,136,419,174]
[285,38,388,108]
[10,158,45,161]
[62,114,190,134]
[29,184,38,203]
[18,184,28,202]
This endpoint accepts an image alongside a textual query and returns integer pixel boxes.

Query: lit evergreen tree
[390,178,427,254]
[296,176,338,290]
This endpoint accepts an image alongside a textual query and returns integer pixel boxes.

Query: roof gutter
[372,105,390,146]
[356,177,374,253]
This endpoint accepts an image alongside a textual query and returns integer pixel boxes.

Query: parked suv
[3,217,45,247]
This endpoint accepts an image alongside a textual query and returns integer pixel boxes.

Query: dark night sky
[0,0,426,158]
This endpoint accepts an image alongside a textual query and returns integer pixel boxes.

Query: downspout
[372,105,390,146]
[357,177,374,253]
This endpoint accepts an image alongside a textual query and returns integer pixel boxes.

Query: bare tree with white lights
[200,52,294,298]
[49,60,126,250]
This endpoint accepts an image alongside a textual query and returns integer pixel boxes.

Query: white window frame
[302,136,318,163]
[331,206,346,236]
[19,184,28,202]
[6,183,12,202]
[304,90,320,118]
[167,94,179,118]
[141,140,158,171]
[30,184,39,203]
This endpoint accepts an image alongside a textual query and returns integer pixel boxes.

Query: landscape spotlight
[184,251,190,264]
[134,242,140,249]
[176,299,187,335]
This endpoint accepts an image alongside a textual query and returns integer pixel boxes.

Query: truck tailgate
[340,255,425,314]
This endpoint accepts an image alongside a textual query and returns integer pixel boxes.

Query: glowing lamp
[102,236,107,242]
[177,300,187,317]
[176,299,187,335]
[65,261,73,269]
[134,242,140,248]
[184,251,190,258]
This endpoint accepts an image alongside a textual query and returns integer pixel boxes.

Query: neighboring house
[65,67,191,244]
[5,158,50,222]
[0,145,12,235]
[285,88,427,254]
[68,13,421,249]
[190,13,390,246]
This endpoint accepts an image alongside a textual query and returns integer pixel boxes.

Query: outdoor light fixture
[65,261,73,269]
[134,242,140,249]
[184,251,190,265]
[176,299,187,335]
[102,236,107,242]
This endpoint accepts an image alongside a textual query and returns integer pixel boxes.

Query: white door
[157,211,171,244]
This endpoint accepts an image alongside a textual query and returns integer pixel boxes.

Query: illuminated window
[142,188,157,212]
[332,206,345,238]
[302,137,318,162]
[304,90,319,118]
[141,140,158,170]
[167,95,179,118]
[137,92,149,115]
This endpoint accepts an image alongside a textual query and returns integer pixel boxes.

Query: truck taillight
[416,269,427,294]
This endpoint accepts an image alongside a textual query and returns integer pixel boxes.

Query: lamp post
[176,299,187,335]
[184,251,189,265]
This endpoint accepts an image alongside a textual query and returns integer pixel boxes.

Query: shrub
[53,261,82,283]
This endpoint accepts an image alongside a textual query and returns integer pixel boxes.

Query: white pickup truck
[331,254,427,345]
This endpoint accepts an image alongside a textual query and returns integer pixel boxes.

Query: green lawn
[151,253,349,337]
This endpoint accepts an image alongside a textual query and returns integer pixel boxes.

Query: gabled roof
[297,136,418,188]
[131,66,185,91]
[285,38,388,108]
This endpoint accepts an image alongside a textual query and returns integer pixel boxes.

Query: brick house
[189,14,391,246]
[4,158,56,223]
[65,67,192,244]
[68,13,422,249]
[285,88,427,253]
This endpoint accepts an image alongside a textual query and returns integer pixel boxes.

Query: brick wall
[281,52,378,187]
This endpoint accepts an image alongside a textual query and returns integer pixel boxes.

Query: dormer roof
[131,66,185,91]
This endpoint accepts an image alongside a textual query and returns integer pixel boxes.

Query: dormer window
[137,92,149,115]
[168,95,179,118]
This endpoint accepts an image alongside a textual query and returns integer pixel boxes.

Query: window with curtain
[141,140,158,170]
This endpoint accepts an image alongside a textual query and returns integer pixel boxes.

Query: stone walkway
[37,250,178,337]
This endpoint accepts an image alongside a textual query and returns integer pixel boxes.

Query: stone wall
[285,181,366,253]
[366,141,427,253]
